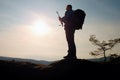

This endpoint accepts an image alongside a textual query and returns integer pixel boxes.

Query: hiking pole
[56,11,63,27]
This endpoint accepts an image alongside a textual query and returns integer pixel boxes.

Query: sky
[0,0,120,61]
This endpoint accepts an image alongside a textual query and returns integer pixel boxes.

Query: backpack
[72,9,86,30]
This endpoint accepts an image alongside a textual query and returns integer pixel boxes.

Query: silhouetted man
[59,5,77,59]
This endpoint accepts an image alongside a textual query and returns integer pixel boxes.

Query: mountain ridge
[0,56,52,65]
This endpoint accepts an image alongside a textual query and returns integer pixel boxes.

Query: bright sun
[30,20,50,36]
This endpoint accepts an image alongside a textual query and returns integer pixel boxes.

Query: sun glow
[30,20,50,36]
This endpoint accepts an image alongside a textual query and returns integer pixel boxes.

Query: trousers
[64,26,76,57]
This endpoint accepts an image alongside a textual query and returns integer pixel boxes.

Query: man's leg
[64,28,76,59]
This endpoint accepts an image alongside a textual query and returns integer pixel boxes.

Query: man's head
[66,5,72,10]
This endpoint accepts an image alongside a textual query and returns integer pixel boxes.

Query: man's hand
[59,17,62,21]
[58,17,63,27]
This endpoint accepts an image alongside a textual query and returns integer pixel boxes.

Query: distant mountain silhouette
[0,56,51,65]
[88,56,111,62]
[0,58,120,80]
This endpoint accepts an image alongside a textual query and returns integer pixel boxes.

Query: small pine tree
[89,35,120,61]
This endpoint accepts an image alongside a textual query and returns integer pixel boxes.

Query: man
[59,5,77,59]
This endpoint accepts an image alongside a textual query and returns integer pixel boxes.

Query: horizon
[0,0,120,61]
[0,55,106,62]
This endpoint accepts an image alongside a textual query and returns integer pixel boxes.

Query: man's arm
[60,10,73,24]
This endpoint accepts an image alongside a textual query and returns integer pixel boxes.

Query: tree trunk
[103,50,106,61]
